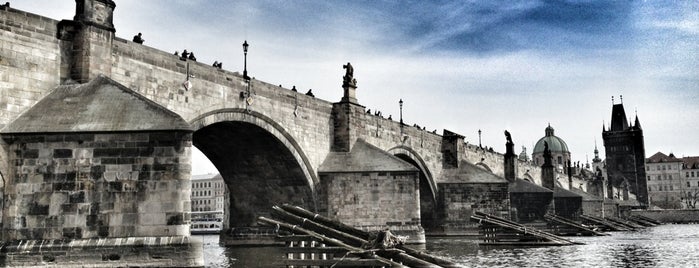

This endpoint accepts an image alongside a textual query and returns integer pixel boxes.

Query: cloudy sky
[15,1,699,174]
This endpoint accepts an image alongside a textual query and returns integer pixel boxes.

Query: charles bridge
[0,1,614,267]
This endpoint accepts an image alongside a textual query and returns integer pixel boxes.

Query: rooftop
[1,75,192,134]
[646,152,682,163]
[319,139,418,173]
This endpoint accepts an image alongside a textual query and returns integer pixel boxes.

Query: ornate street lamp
[242,40,249,81]
[399,99,404,125]
[241,40,253,110]
[478,129,482,148]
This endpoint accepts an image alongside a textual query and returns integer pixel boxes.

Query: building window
[693,172,696,177]
[658,175,661,180]
[688,172,691,178]
[688,181,691,187]
[669,175,673,180]
[648,176,651,181]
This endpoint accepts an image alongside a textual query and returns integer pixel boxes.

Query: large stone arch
[475,162,493,173]
[387,145,436,201]
[388,145,439,230]
[189,108,317,228]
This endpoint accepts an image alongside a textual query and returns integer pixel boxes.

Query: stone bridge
[0,1,573,266]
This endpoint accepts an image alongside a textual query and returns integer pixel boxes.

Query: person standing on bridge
[132,32,144,44]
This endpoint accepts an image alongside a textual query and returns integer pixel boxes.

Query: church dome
[533,125,569,154]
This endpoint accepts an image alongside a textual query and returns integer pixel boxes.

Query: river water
[200,224,699,267]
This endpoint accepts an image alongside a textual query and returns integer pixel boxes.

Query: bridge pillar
[0,76,202,267]
[331,100,365,152]
[319,139,425,243]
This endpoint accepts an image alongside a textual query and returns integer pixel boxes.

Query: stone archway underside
[192,119,315,228]
[388,146,438,230]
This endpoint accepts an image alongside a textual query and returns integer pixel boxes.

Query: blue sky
[14,1,699,174]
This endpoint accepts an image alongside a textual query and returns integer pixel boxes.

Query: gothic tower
[602,97,647,206]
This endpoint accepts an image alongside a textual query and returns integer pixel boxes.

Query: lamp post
[478,129,482,148]
[241,40,253,110]
[399,99,404,125]
[242,40,249,81]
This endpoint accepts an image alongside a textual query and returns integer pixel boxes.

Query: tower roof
[609,103,629,131]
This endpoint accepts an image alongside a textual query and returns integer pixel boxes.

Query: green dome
[533,125,569,154]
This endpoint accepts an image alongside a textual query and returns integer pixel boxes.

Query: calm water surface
[200,224,699,268]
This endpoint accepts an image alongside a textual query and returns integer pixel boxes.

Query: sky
[14,1,699,175]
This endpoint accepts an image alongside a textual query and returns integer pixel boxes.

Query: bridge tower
[602,98,647,206]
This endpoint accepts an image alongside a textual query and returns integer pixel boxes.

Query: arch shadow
[189,108,318,228]
[190,108,318,189]
[387,145,436,201]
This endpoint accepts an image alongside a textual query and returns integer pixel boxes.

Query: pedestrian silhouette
[132,32,144,44]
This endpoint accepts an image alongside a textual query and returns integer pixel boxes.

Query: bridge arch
[388,145,438,230]
[475,162,493,173]
[388,146,436,201]
[189,108,317,228]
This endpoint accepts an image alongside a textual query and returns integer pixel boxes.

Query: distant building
[191,173,225,212]
[645,152,683,208]
[682,157,699,208]
[602,100,647,206]
[532,124,570,170]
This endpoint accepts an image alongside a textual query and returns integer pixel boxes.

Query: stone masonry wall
[109,38,335,178]
[629,209,699,223]
[437,182,509,232]
[0,8,65,128]
[0,236,203,267]
[318,171,420,228]
[1,131,192,240]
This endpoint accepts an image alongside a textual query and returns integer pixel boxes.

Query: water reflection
[201,224,699,268]
[611,244,657,268]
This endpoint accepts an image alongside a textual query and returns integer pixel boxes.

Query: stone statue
[343,62,356,87]
[504,130,514,155]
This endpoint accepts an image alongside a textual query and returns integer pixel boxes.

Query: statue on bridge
[542,141,553,166]
[504,130,514,155]
[343,62,357,87]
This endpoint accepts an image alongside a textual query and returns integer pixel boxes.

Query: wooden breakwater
[470,211,583,246]
[258,204,462,268]
[544,214,608,236]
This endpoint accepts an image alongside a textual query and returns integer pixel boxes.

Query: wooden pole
[279,204,463,267]
[258,216,408,267]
